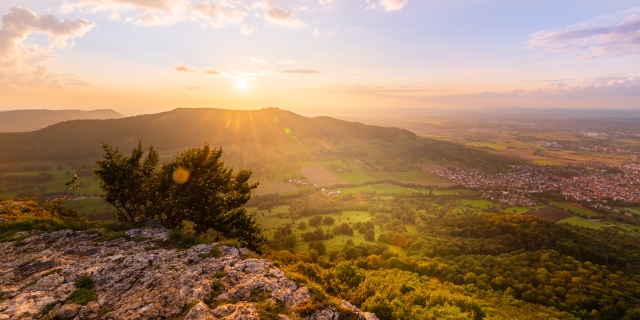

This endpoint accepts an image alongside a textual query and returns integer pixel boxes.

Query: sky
[0,0,639,116]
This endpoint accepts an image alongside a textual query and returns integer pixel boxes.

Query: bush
[94,143,265,252]
[322,216,335,225]
[308,216,322,227]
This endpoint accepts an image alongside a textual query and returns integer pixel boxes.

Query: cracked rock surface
[0,228,378,320]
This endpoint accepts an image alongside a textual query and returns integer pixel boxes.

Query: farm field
[505,205,547,214]
[558,216,604,230]
[551,202,600,218]
[424,129,635,166]
[252,180,298,196]
[334,173,378,184]
[367,170,451,184]
[522,207,573,222]
[368,184,419,194]
[300,165,346,187]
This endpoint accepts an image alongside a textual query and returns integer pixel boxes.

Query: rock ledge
[0,228,378,320]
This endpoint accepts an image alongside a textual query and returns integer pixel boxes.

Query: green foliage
[42,300,59,315]
[199,246,222,259]
[93,142,159,223]
[75,275,94,290]
[94,142,265,252]
[69,289,95,305]
[256,299,288,320]
[150,143,264,252]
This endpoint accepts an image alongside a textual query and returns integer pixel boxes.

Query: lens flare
[173,167,190,184]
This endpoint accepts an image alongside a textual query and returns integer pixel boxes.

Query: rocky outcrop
[0,228,378,320]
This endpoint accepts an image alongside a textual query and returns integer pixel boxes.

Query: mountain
[0,108,415,162]
[0,226,378,319]
[0,109,124,133]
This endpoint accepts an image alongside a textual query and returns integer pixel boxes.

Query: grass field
[249,206,408,257]
[300,165,346,187]
[558,216,604,229]
[335,173,378,184]
[368,170,451,183]
[253,180,298,196]
[551,202,600,218]
[368,184,419,194]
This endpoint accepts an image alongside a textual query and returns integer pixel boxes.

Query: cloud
[174,64,195,72]
[187,85,202,89]
[278,59,296,64]
[0,7,95,87]
[61,0,189,26]
[202,67,220,75]
[379,0,409,12]
[174,64,220,75]
[281,69,320,74]
[191,2,248,28]
[62,0,249,27]
[523,76,640,97]
[250,57,267,63]
[240,23,254,35]
[264,4,306,28]
[528,13,640,59]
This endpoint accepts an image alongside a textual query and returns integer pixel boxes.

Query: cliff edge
[0,228,378,320]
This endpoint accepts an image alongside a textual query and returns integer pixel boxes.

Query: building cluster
[286,178,313,186]
[481,190,539,207]
[434,165,640,205]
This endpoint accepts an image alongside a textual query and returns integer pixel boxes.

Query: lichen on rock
[0,228,378,320]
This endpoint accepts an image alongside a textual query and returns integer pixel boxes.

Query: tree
[309,241,327,255]
[322,216,335,225]
[150,143,264,251]
[309,216,322,227]
[364,229,375,242]
[93,142,159,223]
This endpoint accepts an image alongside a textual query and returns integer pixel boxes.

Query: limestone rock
[0,228,378,320]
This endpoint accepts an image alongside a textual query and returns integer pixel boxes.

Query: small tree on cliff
[93,142,159,223]
[150,144,264,251]
[94,142,265,252]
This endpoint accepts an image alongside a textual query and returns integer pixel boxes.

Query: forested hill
[0,109,124,133]
[0,108,415,161]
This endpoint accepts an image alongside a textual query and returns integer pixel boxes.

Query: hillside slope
[0,108,414,162]
[0,228,377,320]
[0,110,124,133]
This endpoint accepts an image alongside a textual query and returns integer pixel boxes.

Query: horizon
[1,1,639,115]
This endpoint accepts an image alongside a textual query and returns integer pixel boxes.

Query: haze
[0,0,638,115]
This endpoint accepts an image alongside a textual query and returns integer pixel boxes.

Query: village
[434,165,640,205]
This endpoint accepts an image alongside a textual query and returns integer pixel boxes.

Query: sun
[236,78,248,89]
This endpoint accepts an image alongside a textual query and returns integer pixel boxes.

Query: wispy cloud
[174,64,220,75]
[281,69,320,74]
[264,3,306,28]
[240,23,255,35]
[379,0,409,12]
[191,2,248,28]
[528,10,640,59]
